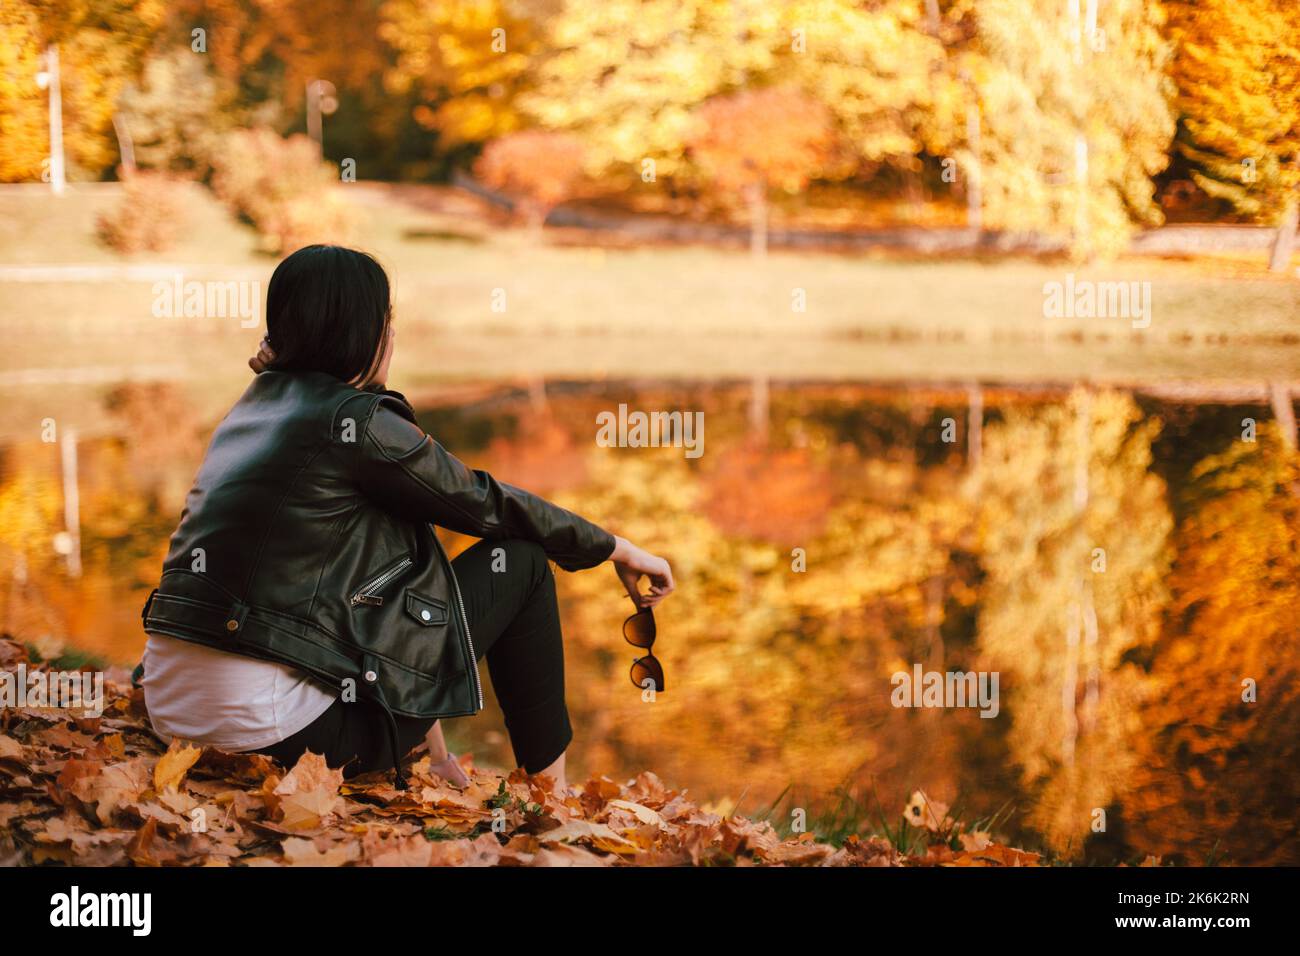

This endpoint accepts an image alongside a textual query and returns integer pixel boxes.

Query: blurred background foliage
[2,0,1298,258]
[2,0,1298,866]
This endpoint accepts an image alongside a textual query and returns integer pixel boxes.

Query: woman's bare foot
[428,752,471,788]
[537,751,567,792]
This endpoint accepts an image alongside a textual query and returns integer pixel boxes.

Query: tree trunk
[1062,587,1080,767]
[1269,381,1296,450]
[745,183,768,259]
[966,383,983,473]
[747,373,769,444]
[112,113,136,178]
[1269,194,1298,273]
[527,374,548,415]
[1082,577,1099,732]
[1073,134,1090,256]
[527,203,548,242]
[965,106,982,232]
[925,572,945,670]
[924,0,941,35]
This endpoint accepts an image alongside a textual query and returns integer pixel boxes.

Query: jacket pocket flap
[405,591,448,626]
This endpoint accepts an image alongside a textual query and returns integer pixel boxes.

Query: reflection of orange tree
[1127,425,1300,864]
[483,416,587,497]
[104,382,205,514]
[974,390,1172,857]
[548,443,976,822]
[698,442,835,546]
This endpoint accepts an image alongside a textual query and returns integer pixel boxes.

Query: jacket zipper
[350,557,414,607]
[445,558,484,710]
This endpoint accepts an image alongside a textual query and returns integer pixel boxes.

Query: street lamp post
[306,79,338,158]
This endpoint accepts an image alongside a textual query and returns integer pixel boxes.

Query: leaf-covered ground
[1,649,1046,867]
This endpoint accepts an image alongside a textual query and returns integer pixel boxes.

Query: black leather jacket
[140,369,615,787]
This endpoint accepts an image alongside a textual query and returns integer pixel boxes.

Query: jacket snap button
[364,670,378,683]
[421,609,431,622]
[225,619,239,631]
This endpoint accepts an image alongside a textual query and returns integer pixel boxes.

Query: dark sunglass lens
[623,608,656,648]
[630,655,665,693]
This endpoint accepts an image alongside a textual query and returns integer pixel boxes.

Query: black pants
[250,538,572,776]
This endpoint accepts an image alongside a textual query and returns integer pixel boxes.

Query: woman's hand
[610,535,674,609]
[248,336,275,373]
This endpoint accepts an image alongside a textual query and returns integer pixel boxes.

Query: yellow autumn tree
[974,390,1172,854]
[963,0,1174,258]
[0,0,165,181]
[380,0,549,149]
[519,0,949,188]
[1164,0,1300,270]
[518,0,781,181]
[773,0,957,172]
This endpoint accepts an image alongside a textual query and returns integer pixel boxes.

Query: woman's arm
[354,402,675,602]
[352,396,617,571]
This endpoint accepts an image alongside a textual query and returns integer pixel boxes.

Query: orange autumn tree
[473,129,586,235]
[1127,425,1300,865]
[687,87,837,257]
[1164,0,1300,271]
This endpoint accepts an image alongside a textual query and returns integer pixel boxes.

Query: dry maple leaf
[0,638,29,668]
[834,835,903,867]
[603,798,665,829]
[32,816,135,867]
[959,829,993,852]
[528,844,610,867]
[358,828,432,866]
[271,751,346,831]
[945,843,1042,867]
[282,835,362,867]
[540,819,638,856]
[32,722,99,751]
[153,739,202,792]
[1,675,1053,868]
[58,756,153,825]
[760,837,838,866]
[903,790,951,833]
[427,832,504,867]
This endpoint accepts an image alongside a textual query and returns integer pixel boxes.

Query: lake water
[1,378,1295,864]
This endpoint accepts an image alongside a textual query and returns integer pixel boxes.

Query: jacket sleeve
[352,395,616,572]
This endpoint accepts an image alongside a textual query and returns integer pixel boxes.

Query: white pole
[307,80,322,156]
[47,46,66,195]
[60,428,81,578]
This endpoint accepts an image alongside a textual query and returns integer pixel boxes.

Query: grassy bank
[1,183,1297,440]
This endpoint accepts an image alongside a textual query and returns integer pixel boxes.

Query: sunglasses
[623,606,664,692]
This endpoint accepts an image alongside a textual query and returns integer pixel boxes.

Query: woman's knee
[494,538,551,587]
